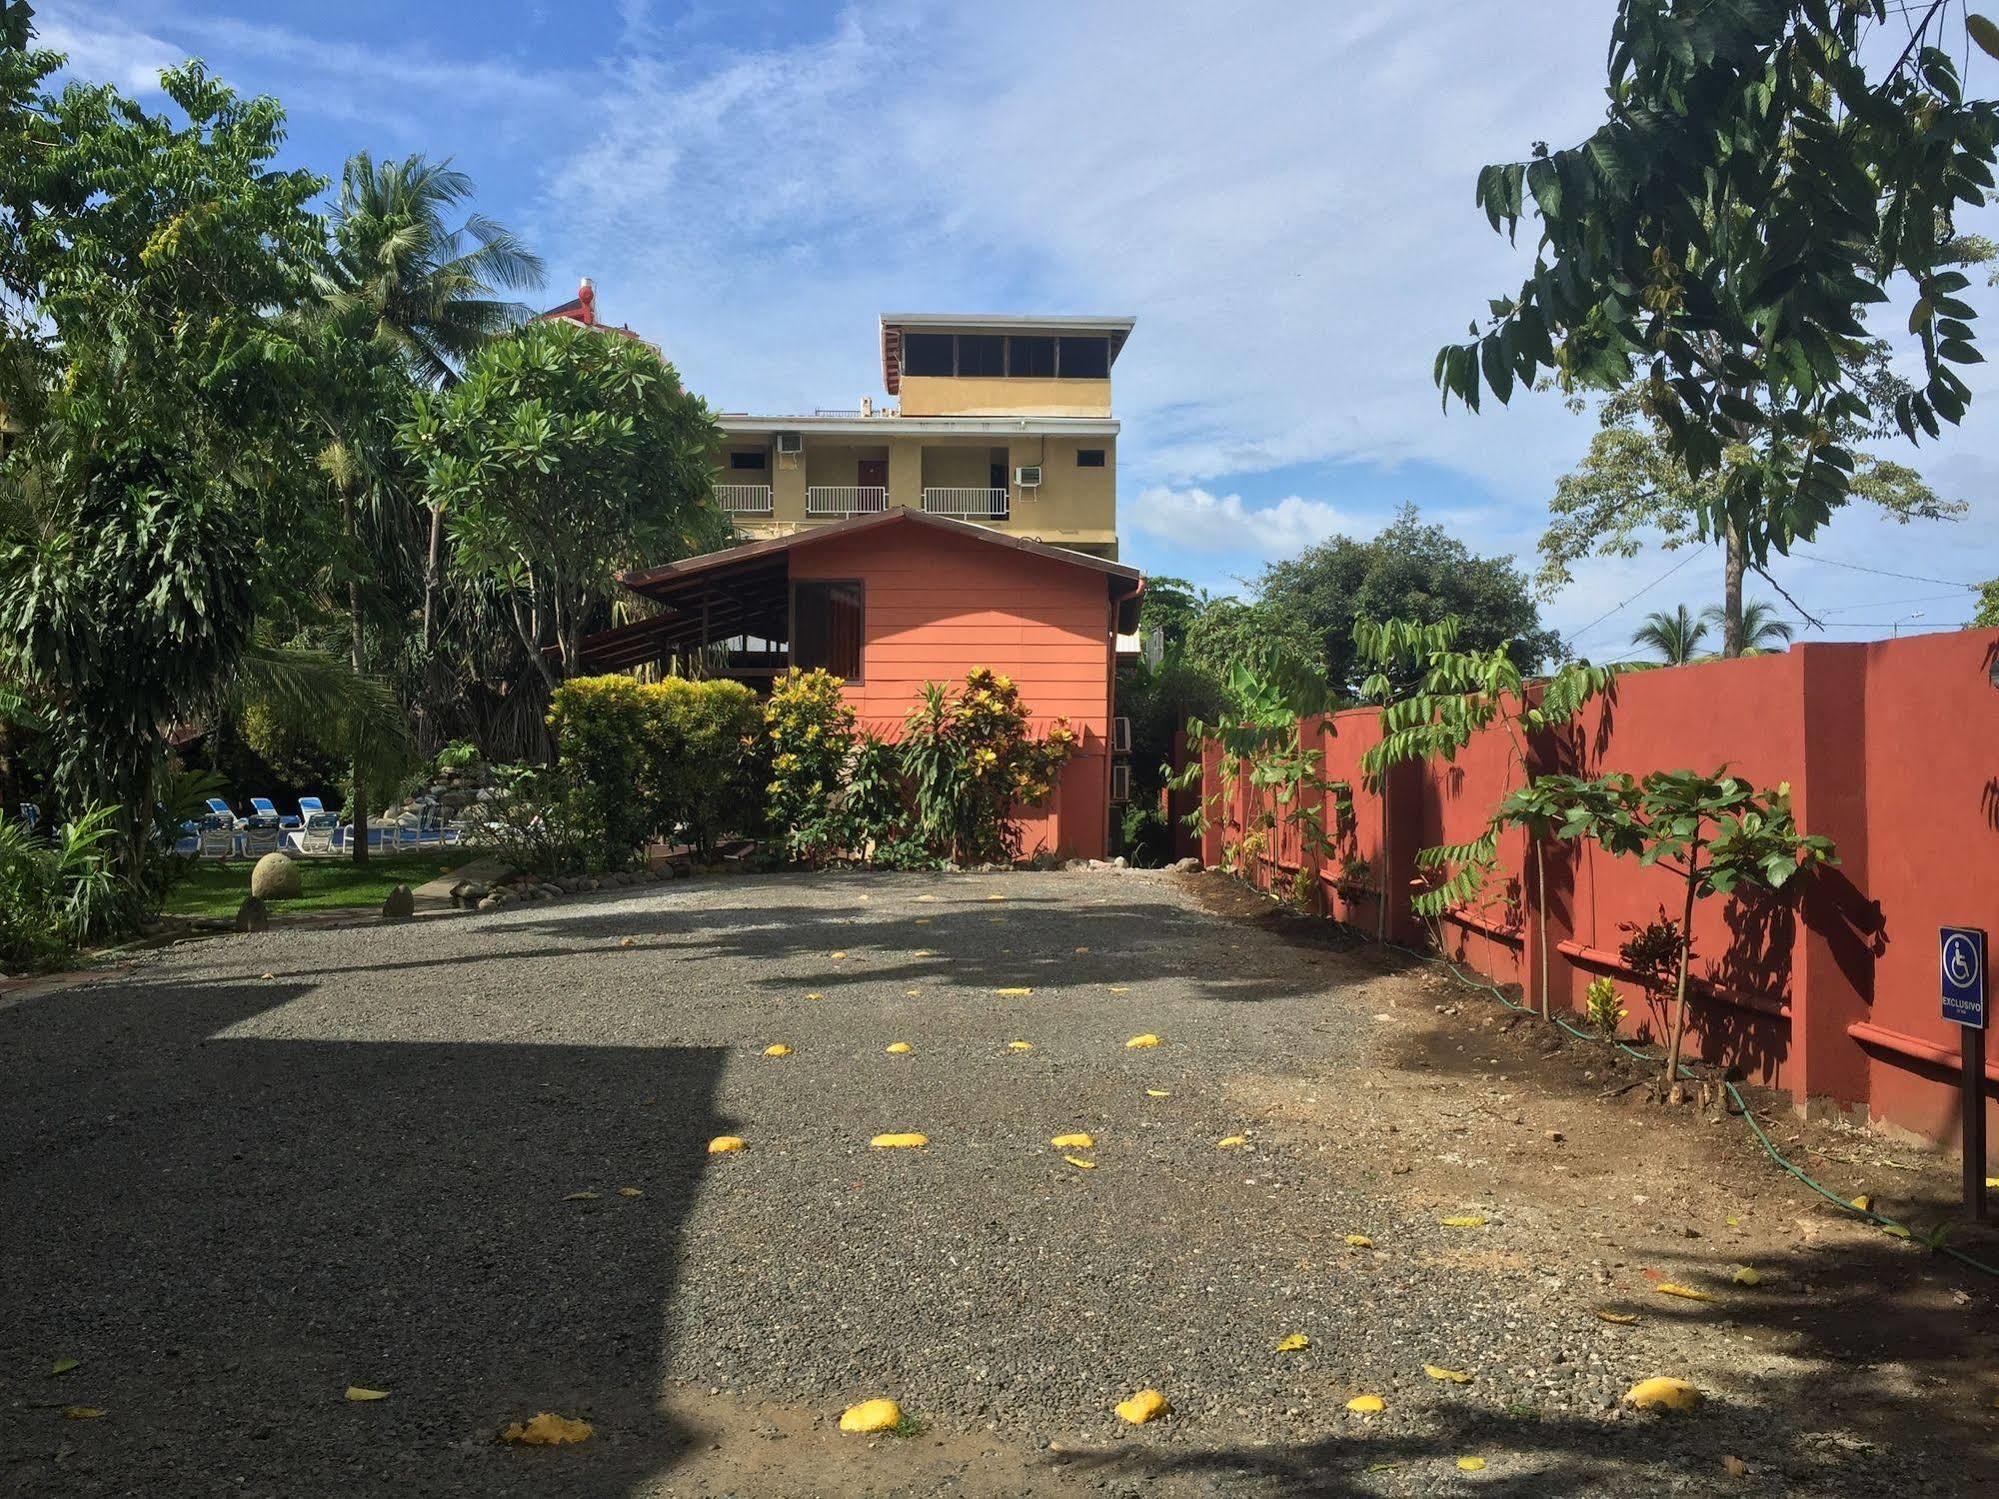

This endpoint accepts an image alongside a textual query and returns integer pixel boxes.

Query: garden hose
[1384,939,1999,1280]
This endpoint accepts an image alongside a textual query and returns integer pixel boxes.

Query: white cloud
[1126,487,1374,560]
[35,12,179,93]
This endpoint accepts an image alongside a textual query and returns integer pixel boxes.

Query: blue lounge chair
[250,797,302,831]
[299,796,327,820]
[204,797,239,826]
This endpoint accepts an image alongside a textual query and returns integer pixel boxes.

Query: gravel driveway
[3,870,1991,1497]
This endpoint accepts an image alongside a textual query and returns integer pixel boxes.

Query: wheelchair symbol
[1944,933,1981,990]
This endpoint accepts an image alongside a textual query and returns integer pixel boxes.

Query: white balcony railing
[922,486,1010,521]
[805,485,889,517]
[715,483,773,515]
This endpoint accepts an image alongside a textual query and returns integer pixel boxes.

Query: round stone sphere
[249,851,303,901]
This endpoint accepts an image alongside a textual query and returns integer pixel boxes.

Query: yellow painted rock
[838,1398,903,1434]
[1653,1282,1714,1302]
[1594,1309,1640,1325]
[804,991,825,1001]
[1730,1265,1763,1286]
[1217,1135,1248,1149]
[1440,1214,1487,1228]
[1424,1364,1473,1383]
[707,1136,745,1154]
[1145,1089,1172,1098]
[1051,1133,1094,1149]
[1115,1389,1169,1425]
[1008,1041,1034,1051]
[871,1132,928,1149]
[1125,1033,1160,1049]
[501,1411,594,1445]
[61,1406,106,1420]
[1063,1156,1097,1170]
[885,1042,912,1054]
[1625,1377,1703,1412]
[763,1044,792,1057]
[994,987,1033,996]
[1345,1394,1384,1414]
[1275,1333,1310,1352]
[617,936,636,948]
[1345,1234,1374,1248]
[1457,1456,1487,1472]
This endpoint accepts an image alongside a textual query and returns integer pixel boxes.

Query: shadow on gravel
[505,871,1337,1006]
[0,974,729,1498]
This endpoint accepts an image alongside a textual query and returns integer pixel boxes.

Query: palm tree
[323,154,545,667]
[1631,605,1709,665]
[1702,598,1793,655]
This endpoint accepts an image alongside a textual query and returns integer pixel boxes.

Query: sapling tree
[1552,769,1836,1101]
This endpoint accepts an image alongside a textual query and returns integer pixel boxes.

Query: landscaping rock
[249,852,302,901]
[380,884,415,920]
[233,896,269,934]
[1173,856,1202,873]
[476,894,505,912]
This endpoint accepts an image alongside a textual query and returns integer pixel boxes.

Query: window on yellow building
[1076,449,1106,467]
[957,334,1004,377]
[1056,336,1110,379]
[903,333,953,377]
[1007,335,1054,377]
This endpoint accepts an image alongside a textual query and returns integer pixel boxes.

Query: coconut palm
[1702,599,1793,655]
[1630,605,1709,665]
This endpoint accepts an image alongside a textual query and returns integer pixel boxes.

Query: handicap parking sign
[1941,927,1987,1029]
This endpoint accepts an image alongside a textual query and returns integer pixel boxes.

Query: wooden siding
[790,525,1115,859]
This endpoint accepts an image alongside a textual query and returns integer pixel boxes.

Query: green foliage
[0,803,130,971]
[1584,976,1628,1039]
[547,672,765,866]
[1255,505,1560,696]
[1630,605,1710,666]
[901,669,1078,866]
[471,763,597,880]
[1116,646,1225,809]
[1133,575,1208,653]
[1441,1,1999,572]
[434,740,481,773]
[401,317,728,686]
[1182,598,1327,703]
[1118,802,1171,868]
[1973,579,1999,628]
[764,668,858,866]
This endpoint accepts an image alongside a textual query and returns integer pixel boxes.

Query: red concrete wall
[1200,630,1999,1152]
[790,526,1116,860]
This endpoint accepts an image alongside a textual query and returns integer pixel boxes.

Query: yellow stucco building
[712,313,1134,559]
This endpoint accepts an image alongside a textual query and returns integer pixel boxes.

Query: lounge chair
[197,826,237,859]
[297,812,340,854]
[249,797,302,831]
[299,796,328,822]
[204,797,239,826]
[241,824,282,856]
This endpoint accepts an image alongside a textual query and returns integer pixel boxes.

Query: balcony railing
[805,485,889,517]
[922,486,1010,520]
[715,483,773,515]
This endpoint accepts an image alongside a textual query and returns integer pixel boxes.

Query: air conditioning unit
[1112,716,1132,755]
[775,432,804,455]
[1014,465,1042,488]
[1109,762,1131,804]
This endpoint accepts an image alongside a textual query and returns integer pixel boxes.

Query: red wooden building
[575,508,1144,860]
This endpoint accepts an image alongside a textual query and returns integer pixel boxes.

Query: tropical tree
[0,38,326,880]
[1703,599,1792,654]
[1630,605,1710,665]
[1974,578,1999,628]
[1537,344,1972,651]
[1437,2,1999,656]
[1254,504,1560,696]
[401,317,727,692]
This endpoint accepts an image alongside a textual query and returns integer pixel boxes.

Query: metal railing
[805,485,889,517]
[921,486,1010,520]
[715,483,773,515]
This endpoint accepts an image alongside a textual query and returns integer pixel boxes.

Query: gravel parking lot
[4,869,1994,1497]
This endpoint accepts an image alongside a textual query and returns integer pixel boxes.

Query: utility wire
[1788,553,1981,588]
[1564,548,1705,651]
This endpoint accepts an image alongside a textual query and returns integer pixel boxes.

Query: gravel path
[3,870,1990,1497]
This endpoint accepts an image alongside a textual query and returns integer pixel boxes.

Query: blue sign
[1941,927,1987,1029]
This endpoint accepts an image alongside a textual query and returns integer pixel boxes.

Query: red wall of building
[1201,631,1999,1152]
[790,526,1116,860]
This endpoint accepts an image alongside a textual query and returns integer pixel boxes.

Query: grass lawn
[162,852,473,919]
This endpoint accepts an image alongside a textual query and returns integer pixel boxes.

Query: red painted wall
[1201,631,1999,1152]
[790,525,1116,860]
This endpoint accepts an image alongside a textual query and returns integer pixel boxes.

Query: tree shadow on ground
[501,872,1340,1006]
[0,973,729,1498]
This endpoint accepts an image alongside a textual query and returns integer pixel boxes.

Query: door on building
[857,458,888,511]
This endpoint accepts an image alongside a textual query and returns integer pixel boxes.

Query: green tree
[1439,2,1999,654]
[401,317,727,691]
[323,152,545,672]
[1704,599,1793,654]
[1630,605,1710,665]
[1255,504,1559,697]
[1133,575,1207,654]
[1974,579,1999,628]
[0,36,326,873]
[1181,597,1327,708]
[1538,345,1972,650]
[1542,768,1835,1099]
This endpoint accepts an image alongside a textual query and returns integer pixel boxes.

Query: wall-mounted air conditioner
[1112,716,1131,755]
[1014,465,1042,488]
[776,432,804,455]
[1109,762,1131,804]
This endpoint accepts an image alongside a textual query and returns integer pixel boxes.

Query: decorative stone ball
[249,852,302,901]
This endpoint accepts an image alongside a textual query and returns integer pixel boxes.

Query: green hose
[1385,939,1999,1279]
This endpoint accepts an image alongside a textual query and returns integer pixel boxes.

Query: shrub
[764,668,857,865]
[1584,976,1627,1039]
[0,804,132,971]
[434,740,481,773]
[903,669,1077,866]
[1118,803,1169,866]
[472,764,598,879]
[548,674,768,865]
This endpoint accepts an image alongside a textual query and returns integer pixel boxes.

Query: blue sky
[49,0,1999,652]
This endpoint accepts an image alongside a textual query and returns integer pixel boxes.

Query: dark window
[1057,336,1110,379]
[989,460,1009,489]
[792,580,864,680]
[1076,448,1106,468]
[729,450,767,470]
[1008,335,1054,377]
[902,332,954,377]
[956,333,1005,377]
